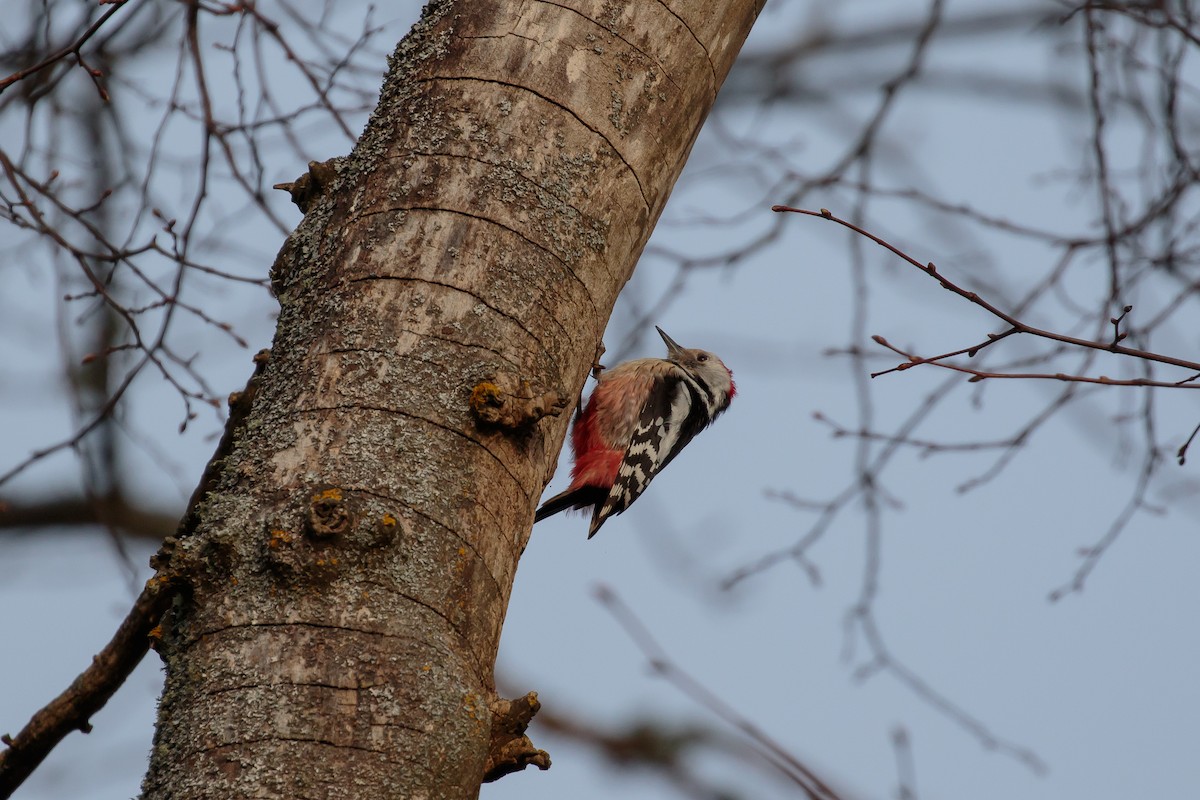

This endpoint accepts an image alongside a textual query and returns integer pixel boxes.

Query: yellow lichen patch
[380,513,397,527]
[469,381,502,413]
[268,529,293,549]
[314,487,343,502]
[462,693,488,725]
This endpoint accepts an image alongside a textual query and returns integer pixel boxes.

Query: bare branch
[0,494,178,541]
[773,206,1200,375]
[595,585,850,800]
[0,1,129,96]
[871,335,1200,390]
[0,573,180,798]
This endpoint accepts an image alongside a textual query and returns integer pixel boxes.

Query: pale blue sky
[4,3,1199,799]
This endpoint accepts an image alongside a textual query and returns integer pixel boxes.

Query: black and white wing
[588,371,710,538]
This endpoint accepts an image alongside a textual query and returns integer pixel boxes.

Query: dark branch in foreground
[0,574,178,799]
[0,349,269,797]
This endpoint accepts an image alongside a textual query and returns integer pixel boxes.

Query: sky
[3,2,1200,799]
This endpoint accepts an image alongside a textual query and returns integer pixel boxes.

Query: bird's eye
[697,354,709,362]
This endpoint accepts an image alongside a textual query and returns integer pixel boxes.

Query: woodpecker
[535,326,736,538]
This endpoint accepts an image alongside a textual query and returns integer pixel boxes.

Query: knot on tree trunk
[469,372,567,433]
[272,157,343,213]
[482,691,551,783]
[307,486,352,539]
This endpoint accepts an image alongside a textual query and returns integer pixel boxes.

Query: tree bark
[140,1,764,797]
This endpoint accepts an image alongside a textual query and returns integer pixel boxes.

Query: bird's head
[657,326,737,407]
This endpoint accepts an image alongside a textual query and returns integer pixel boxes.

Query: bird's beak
[656,326,686,360]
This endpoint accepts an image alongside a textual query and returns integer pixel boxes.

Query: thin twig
[773,206,1200,374]
[872,335,1200,389]
[892,727,919,800]
[0,2,130,95]
[1177,422,1200,466]
[595,586,848,800]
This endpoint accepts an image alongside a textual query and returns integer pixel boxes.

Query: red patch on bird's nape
[727,368,737,400]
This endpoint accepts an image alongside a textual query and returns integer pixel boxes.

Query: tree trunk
[141,1,764,797]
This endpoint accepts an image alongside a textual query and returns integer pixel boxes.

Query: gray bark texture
[141,1,763,797]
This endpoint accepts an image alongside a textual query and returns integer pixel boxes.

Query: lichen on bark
[140,1,763,798]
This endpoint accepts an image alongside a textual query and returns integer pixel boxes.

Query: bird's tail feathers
[534,486,606,523]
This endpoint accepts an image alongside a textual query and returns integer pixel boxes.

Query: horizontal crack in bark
[351,204,602,305]
[415,75,651,211]
[191,734,407,759]
[204,680,389,698]
[537,0,685,93]
[290,402,530,502]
